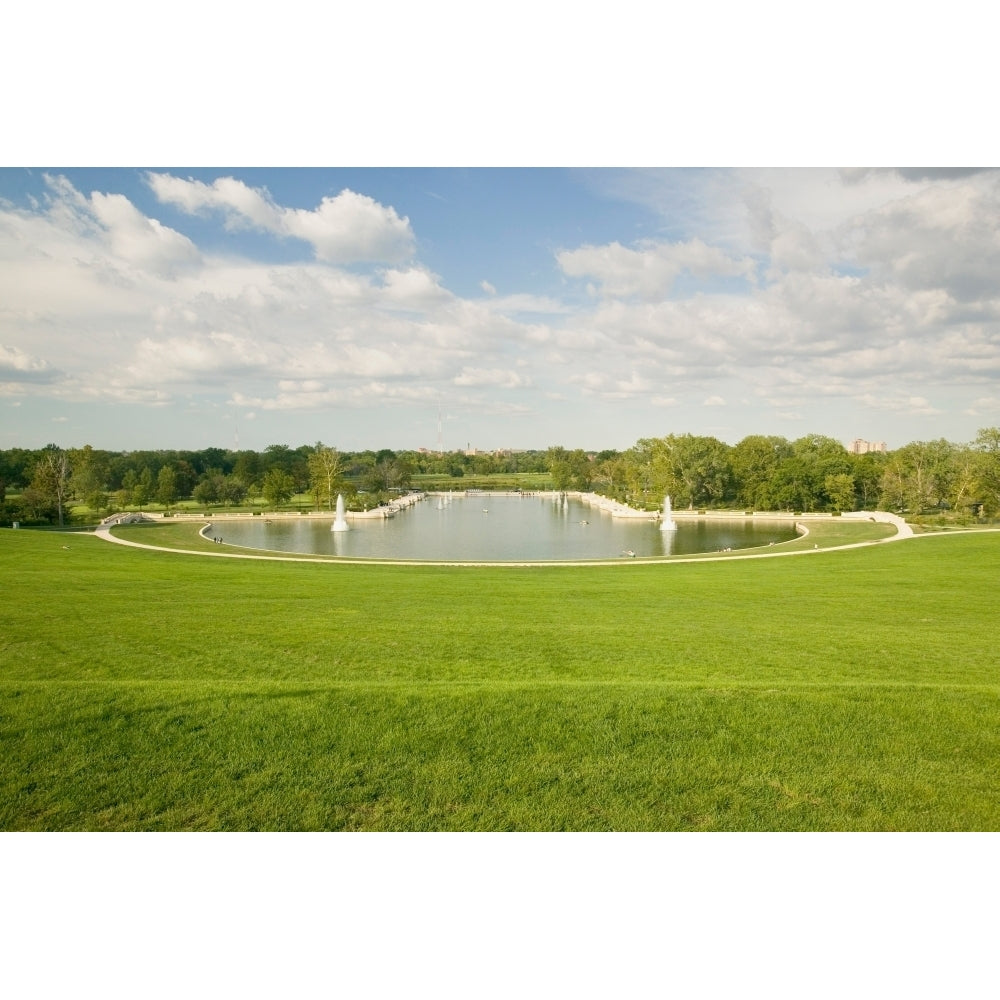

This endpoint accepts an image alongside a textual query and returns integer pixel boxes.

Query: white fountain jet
[331,493,350,532]
[660,494,678,531]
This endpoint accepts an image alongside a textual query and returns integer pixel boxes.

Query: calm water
[211,495,798,561]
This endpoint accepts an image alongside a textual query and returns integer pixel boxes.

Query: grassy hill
[2,525,998,830]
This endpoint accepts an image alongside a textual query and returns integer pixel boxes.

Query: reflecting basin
[213,495,798,561]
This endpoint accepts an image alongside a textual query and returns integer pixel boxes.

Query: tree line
[571,430,1000,516]
[0,442,549,526]
[3,430,1000,526]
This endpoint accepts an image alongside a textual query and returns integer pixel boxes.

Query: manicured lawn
[2,526,998,829]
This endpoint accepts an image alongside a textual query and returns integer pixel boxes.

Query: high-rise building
[848,439,887,454]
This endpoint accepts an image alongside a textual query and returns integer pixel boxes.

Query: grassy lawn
[2,525,999,830]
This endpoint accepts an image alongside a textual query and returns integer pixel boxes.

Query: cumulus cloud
[557,238,756,299]
[379,267,452,309]
[88,191,200,273]
[4,168,1000,445]
[847,171,1000,301]
[857,393,943,416]
[0,344,54,380]
[147,173,415,263]
[453,367,528,388]
[565,370,655,400]
[842,168,989,185]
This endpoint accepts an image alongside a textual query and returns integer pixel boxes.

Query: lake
[210,494,799,562]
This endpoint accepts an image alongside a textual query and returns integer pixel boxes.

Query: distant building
[848,439,887,455]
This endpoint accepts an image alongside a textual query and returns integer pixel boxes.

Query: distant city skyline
[3,167,999,454]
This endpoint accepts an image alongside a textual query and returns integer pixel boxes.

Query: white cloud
[88,191,200,273]
[848,171,1000,301]
[965,396,1000,417]
[0,344,53,378]
[857,393,943,416]
[147,173,415,263]
[453,367,528,388]
[379,267,452,309]
[3,168,1000,448]
[557,238,755,299]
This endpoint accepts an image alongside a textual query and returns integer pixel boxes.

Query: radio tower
[437,405,443,455]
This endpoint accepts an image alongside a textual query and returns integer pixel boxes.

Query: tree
[192,477,219,506]
[69,445,108,510]
[972,427,1000,513]
[308,442,344,510]
[130,467,153,509]
[655,434,732,508]
[880,440,957,514]
[547,446,593,491]
[156,466,178,508]
[825,473,857,511]
[219,476,248,506]
[29,447,71,526]
[851,451,887,508]
[770,435,851,511]
[363,454,413,493]
[262,468,296,508]
[730,435,792,509]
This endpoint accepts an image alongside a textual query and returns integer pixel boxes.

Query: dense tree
[880,440,960,513]
[262,468,296,508]
[69,445,109,511]
[28,447,71,526]
[363,454,413,493]
[730,435,792,509]
[850,451,887,508]
[156,466,178,508]
[192,477,219,506]
[825,473,857,511]
[307,442,344,510]
[655,434,732,508]
[232,451,261,492]
[5,433,998,523]
[547,446,593,491]
[593,452,628,501]
[972,427,1000,513]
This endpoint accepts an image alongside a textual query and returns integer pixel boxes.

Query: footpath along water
[209,494,799,562]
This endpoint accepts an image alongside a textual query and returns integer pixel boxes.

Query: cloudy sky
[2,165,999,453]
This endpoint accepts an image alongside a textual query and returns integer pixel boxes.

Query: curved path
[91,509,927,568]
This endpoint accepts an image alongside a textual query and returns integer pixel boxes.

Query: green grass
[2,526,999,829]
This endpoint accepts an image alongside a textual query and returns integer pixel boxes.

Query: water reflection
[213,495,798,561]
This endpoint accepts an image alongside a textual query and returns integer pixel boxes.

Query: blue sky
[3,165,1000,453]
[2,5,997,456]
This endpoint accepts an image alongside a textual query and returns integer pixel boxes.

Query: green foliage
[262,469,296,508]
[5,427,1000,519]
[307,442,344,510]
[547,446,593,490]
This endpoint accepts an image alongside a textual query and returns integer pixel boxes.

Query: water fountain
[331,493,350,532]
[660,494,678,531]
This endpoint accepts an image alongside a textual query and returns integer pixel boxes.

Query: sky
[2,5,997,456]
[3,165,999,454]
